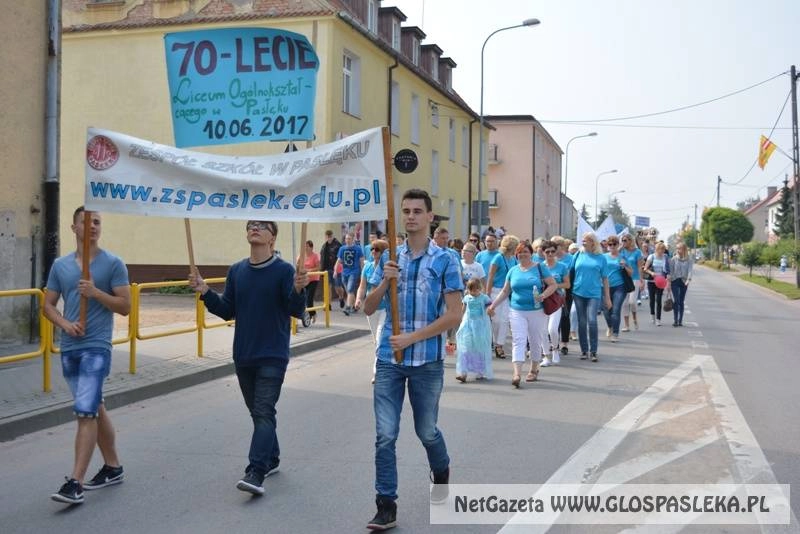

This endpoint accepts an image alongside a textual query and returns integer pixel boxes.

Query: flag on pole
[758,135,776,170]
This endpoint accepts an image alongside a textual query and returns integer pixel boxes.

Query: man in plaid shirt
[363,189,463,530]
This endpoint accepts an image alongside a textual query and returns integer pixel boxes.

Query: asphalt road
[0,266,797,533]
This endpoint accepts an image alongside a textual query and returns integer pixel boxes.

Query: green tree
[579,204,592,228]
[760,245,782,282]
[605,196,631,228]
[773,180,795,239]
[700,207,754,257]
[739,242,765,276]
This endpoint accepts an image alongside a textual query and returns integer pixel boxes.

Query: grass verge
[736,274,800,299]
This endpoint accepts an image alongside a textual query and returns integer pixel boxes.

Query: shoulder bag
[620,264,635,293]
[538,264,565,315]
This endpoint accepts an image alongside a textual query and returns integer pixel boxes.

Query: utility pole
[694,203,698,250]
[716,175,721,207]
[790,65,799,287]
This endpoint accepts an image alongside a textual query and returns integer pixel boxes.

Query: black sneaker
[236,471,265,495]
[265,462,280,478]
[560,346,568,355]
[366,496,397,530]
[339,298,345,309]
[430,467,449,504]
[84,464,124,490]
[51,477,84,504]
[591,352,598,362]
[580,352,588,360]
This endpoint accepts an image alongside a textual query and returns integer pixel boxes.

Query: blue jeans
[670,280,688,324]
[573,294,600,353]
[236,365,284,478]
[61,348,111,417]
[602,285,627,336]
[374,359,449,500]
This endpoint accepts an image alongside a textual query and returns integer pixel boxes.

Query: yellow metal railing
[0,289,51,391]
[2,271,330,392]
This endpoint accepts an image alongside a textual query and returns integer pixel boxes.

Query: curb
[0,328,370,442]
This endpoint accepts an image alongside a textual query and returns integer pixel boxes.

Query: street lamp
[608,189,625,205]
[476,17,540,236]
[560,132,597,234]
[594,169,618,229]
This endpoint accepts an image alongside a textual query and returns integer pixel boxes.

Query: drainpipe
[387,54,398,128]
[43,0,61,284]
[468,118,477,231]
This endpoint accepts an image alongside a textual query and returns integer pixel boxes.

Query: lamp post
[608,189,625,206]
[594,169,618,229]
[476,18,540,236]
[560,132,597,235]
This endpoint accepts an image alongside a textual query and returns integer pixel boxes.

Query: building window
[448,119,456,161]
[411,93,420,145]
[431,102,439,128]
[431,60,438,80]
[412,42,420,66]
[431,150,440,196]
[391,20,401,50]
[367,0,378,33]
[343,51,361,116]
[488,189,498,207]
[461,202,468,240]
[448,199,455,230]
[390,81,400,135]
[461,125,468,166]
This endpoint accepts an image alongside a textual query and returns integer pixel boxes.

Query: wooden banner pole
[184,218,197,275]
[381,127,403,363]
[79,210,91,329]
[297,222,308,271]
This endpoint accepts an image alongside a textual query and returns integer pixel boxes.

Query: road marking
[497,353,798,533]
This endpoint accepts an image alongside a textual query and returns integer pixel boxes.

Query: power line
[538,122,792,131]
[538,71,788,123]
[725,89,792,186]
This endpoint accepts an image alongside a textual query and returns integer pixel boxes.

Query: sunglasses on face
[608,242,619,246]
[544,249,557,254]
[246,221,274,233]
[469,239,479,243]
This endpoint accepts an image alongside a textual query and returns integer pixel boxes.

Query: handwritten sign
[164,27,319,148]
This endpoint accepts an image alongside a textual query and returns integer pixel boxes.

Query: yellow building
[62,0,483,281]
[0,2,50,340]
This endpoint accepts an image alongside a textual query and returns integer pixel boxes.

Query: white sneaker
[656,319,662,326]
[552,350,561,364]
[611,335,619,343]
[540,357,552,367]
[621,326,630,332]
[650,315,656,324]
[606,328,612,338]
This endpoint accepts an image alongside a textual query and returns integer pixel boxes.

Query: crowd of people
[329,223,694,390]
[47,197,692,532]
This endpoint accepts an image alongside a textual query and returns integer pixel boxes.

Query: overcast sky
[389,0,798,237]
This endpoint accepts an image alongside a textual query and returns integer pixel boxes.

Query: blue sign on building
[635,215,651,227]
[164,27,319,148]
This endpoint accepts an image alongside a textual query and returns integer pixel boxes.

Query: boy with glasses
[189,219,308,496]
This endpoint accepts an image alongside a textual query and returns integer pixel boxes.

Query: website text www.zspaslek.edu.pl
[87,179,382,214]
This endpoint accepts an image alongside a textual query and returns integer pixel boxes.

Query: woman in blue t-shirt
[619,233,644,331]
[355,239,389,383]
[572,232,611,362]
[539,239,570,367]
[484,235,519,359]
[488,242,557,387]
[602,236,633,342]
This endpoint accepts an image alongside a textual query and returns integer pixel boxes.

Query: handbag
[663,296,674,312]
[538,264,565,315]
[620,265,635,293]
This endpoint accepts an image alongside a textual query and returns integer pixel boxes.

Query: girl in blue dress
[455,278,493,382]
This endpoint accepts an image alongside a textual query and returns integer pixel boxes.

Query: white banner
[84,127,388,222]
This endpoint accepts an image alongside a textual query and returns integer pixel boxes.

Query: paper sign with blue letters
[164,27,319,148]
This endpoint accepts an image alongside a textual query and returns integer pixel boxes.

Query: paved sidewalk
[0,310,371,441]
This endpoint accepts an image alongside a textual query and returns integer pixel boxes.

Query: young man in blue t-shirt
[189,220,307,497]
[45,207,131,505]
[335,232,365,315]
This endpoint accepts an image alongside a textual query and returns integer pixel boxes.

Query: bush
[156,281,194,295]
[703,260,729,271]
[739,242,765,276]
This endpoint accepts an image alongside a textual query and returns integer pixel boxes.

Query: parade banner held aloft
[84,127,387,222]
[164,28,319,148]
